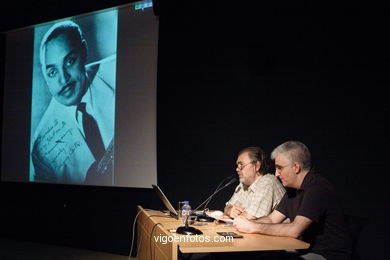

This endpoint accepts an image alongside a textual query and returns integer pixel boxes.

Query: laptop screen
[152,184,178,219]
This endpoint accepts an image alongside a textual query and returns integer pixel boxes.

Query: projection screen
[1,0,158,188]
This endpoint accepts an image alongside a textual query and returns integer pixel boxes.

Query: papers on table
[206,210,234,223]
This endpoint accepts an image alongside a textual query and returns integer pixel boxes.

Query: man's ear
[293,162,301,174]
[80,39,88,64]
[255,161,261,173]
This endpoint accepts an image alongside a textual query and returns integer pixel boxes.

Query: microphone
[202,176,237,211]
[176,178,238,234]
[224,174,237,181]
[193,174,237,211]
[192,175,238,222]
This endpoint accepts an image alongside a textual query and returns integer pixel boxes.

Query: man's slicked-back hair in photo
[39,20,85,71]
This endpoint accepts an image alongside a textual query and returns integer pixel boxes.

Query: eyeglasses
[236,161,255,170]
[275,164,290,171]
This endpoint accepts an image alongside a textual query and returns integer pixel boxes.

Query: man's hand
[233,216,257,233]
[229,205,245,218]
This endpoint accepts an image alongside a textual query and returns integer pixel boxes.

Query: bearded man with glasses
[223,146,286,220]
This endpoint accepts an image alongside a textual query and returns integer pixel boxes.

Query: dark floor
[0,237,133,260]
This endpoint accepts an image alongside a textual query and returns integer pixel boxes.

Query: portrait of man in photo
[29,12,117,185]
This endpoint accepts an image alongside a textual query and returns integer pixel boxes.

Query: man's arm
[224,204,233,217]
[239,211,257,220]
[224,205,257,220]
[224,203,245,219]
[234,212,312,238]
[254,209,287,224]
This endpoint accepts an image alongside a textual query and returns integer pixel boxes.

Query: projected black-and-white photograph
[29,10,118,185]
[2,2,158,188]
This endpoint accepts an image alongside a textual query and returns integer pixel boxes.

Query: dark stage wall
[1,0,389,258]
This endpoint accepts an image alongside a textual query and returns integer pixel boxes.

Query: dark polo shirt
[276,171,352,259]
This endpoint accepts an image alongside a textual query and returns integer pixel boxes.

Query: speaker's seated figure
[224,146,286,220]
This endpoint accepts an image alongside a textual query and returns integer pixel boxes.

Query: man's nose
[275,169,280,177]
[58,67,70,85]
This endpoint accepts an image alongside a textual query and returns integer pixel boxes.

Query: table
[136,205,309,260]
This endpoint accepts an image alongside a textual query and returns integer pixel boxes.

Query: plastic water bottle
[181,200,191,226]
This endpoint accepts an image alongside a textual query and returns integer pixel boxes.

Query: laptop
[152,184,178,219]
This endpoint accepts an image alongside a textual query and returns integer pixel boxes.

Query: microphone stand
[176,214,203,235]
[176,178,237,234]
[192,177,238,222]
[176,176,238,234]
